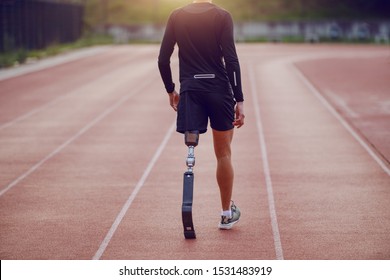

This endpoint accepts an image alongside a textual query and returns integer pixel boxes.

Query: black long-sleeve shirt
[158,2,244,102]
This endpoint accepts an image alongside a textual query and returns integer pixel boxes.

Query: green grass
[0,48,29,68]
[0,34,114,69]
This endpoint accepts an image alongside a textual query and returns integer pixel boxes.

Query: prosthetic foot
[182,130,199,239]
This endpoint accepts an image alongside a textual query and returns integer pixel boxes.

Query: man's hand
[168,90,180,111]
[233,102,245,128]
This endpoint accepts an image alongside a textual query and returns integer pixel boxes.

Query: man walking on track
[158,0,245,230]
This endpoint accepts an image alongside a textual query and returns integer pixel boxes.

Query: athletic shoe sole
[218,219,239,230]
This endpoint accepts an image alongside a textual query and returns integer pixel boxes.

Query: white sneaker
[218,201,240,230]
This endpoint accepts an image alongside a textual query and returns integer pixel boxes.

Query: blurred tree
[81,0,390,29]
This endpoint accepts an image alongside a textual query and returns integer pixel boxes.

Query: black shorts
[176,90,236,134]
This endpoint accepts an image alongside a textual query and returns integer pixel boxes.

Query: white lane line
[323,88,359,119]
[92,121,176,260]
[292,65,390,177]
[0,95,68,131]
[0,78,153,198]
[248,63,284,260]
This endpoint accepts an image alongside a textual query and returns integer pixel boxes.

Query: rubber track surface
[0,44,389,260]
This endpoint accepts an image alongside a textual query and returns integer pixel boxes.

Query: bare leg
[212,128,234,211]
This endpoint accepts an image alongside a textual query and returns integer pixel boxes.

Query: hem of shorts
[177,128,207,134]
[210,125,234,132]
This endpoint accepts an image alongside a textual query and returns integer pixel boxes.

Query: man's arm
[219,13,244,103]
[220,13,245,128]
[158,12,176,94]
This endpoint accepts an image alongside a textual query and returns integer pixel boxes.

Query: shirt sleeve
[158,12,176,93]
[219,13,244,102]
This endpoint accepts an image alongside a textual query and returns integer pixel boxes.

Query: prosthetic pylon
[182,130,199,239]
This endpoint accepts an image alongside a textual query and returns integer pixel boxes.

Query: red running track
[0,44,389,260]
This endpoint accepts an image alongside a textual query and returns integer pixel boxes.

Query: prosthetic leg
[182,130,199,239]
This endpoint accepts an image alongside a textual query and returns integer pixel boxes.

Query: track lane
[0,44,389,260]
[0,46,178,259]
[0,48,158,191]
[247,45,390,259]
[0,73,176,259]
[294,55,390,167]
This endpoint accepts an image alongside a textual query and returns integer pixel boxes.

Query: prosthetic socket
[185,131,199,172]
